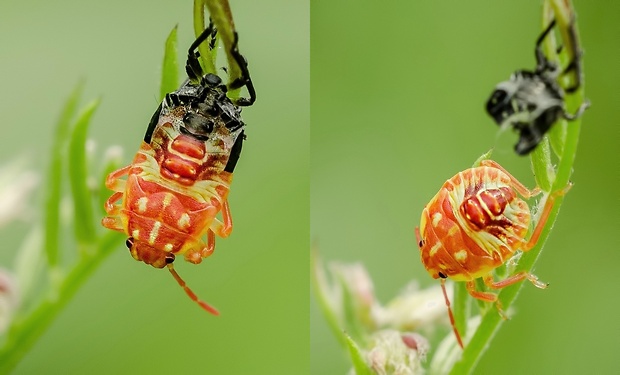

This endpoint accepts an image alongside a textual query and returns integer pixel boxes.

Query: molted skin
[102,80,244,269]
[419,165,530,281]
[485,19,588,155]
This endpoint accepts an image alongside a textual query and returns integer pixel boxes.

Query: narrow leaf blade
[160,26,179,100]
[68,99,100,246]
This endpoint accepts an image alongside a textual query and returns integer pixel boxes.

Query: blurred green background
[0,0,308,373]
[311,1,619,374]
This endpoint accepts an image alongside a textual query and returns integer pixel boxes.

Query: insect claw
[526,273,548,289]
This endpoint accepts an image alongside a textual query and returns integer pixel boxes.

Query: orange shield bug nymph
[415,159,568,348]
[102,21,255,314]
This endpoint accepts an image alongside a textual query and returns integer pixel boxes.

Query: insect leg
[210,199,233,238]
[523,182,572,251]
[562,100,590,120]
[186,19,218,82]
[183,231,216,264]
[204,229,216,258]
[534,19,557,73]
[228,32,256,107]
[561,17,584,94]
[101,215,124,232]
[465,279,497,302]
[483,272,548,291]
[105,165,132,191]
[103,191,124,215]
[466,279,510,320]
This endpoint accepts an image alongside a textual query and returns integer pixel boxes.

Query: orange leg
[522,183,572,251]
[466,280,498,302]
[483,272,547,290]
[203,230,216,258]
[186,201,232,264]
[101,215,124,232]
[466,280,507,319]
[104,191,124,215]
[466,271,548,319]
[210,199,233,238]
[105,165,132,191]
[184,230,216,264]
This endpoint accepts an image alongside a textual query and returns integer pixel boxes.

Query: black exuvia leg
[562,100,590,120]
[534,19,557,73]
[562,18,583,94]
[186,20,218,81]
[228,32,256,107]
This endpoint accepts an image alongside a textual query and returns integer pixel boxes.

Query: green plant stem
[450,1,585,373]
[0,232,121,373]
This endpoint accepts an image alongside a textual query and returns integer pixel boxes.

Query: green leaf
[160,26,179,100]
[44,82,84,267]
[344,333,373,375]
[68,99,100,247]
[14,226,43,305]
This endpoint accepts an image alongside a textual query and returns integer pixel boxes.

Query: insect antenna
[167,264,220,315]
[440,278,464,349]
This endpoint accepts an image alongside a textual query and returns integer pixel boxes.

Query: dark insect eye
[125,237,134,249]
[418,239,425,248]
[438,272,447,279]
[165,254,175,264]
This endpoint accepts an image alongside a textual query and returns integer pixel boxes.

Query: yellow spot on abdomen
[148,221,161,246]
[136,197,148,213]
[432,212,442,227]
[132,229,140,238]
[454,249,468,262]
[429,242,442,257]
[177,213,191,229]
[162,193,174,209]
[164,243,174,252]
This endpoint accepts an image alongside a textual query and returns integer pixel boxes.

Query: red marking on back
[162,156,200,181]
[171,135,206,159]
